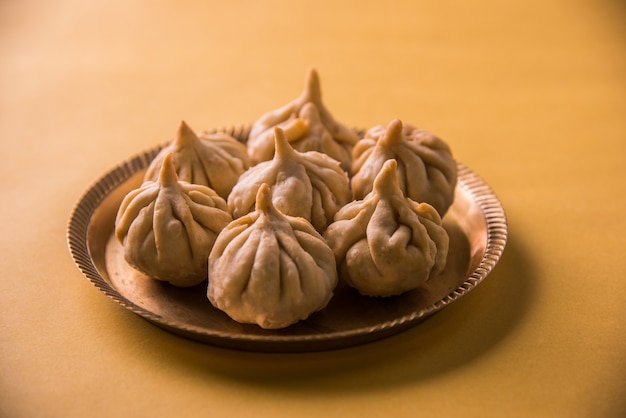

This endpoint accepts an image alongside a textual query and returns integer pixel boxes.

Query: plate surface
[67,126,507,352]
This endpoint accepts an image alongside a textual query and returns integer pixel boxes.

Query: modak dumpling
[228,127,351,233]
[143,120,250,200]
[351,119,457,216]
[247,68,358,170]
[115,153,232,287]
[324,159,449,297]
[208,183,338,329]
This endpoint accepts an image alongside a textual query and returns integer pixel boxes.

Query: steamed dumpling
[247,68,358,170]
[115,153,232,287]
[351,119,457,216]
[208,183,338,329]
[228,127,351,233]
[324,159,449,297]
[143,120,250,200]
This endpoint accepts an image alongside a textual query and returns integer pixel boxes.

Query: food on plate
[247,68,358,170]
[105,70,461,327]
[351,119,457,216]
[324,159,449,297]
[143,120,250,200]
[115,153,232,287]
[228,126,351,233]
[208,183,338,329]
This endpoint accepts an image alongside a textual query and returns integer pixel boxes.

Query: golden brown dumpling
[208,183,338,329]
[351,119,457,216]
[115,153,232,287]
[144,121,250,200]
[247,68,358,170]
[228,127,351,233]
[324,159,449,297]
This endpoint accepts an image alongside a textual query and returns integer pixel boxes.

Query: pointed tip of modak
[380,119,404,146]
[302,67,322,104]
[158,152,179,186]
[273,126,296,160]
[175,120,199,148]
[255,183,274,213]
[373,159,401,196]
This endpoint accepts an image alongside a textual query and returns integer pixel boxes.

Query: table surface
[2,1,625,417]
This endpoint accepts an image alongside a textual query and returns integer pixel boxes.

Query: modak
[115,153,232,287]
[247,68,358,170]
[228,127,351,233]
[351,119,457,216]
[324,159,449,297]
[143,121,249,200]
[208,184,338,329]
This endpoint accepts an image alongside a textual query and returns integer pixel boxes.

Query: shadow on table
[146,232,537,393]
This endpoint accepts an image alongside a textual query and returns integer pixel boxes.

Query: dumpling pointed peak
[174,120,199,149]
[373,159,402,197]
[273,127,297,161]
[301,68,322,104]
[380,119,405,147]
[255,183,275,214]
[157,153,180,187]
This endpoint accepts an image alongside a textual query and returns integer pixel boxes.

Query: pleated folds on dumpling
[208,183,338,329]
[351,119,457,216]
[247,68,358,170]
[115,153,232,287]
[228,127,351,233]
[324,159,449,297]
[143,121,250,200]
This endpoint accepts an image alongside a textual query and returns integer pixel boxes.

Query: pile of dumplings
[115,69,457,329]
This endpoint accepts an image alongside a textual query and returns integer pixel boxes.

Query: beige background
[1,0,625,417]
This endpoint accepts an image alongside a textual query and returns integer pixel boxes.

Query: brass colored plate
[67,126,507,352]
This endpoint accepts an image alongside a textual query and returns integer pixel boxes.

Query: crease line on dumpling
[275,227,313,301]
[231,228,260,297]
[278,250,301,304]
[115,189,159,241]
[138,204,156,255]
[156,201,193,262]
[247,190,307,304]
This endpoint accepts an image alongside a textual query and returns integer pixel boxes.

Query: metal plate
[67,126,507,352]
